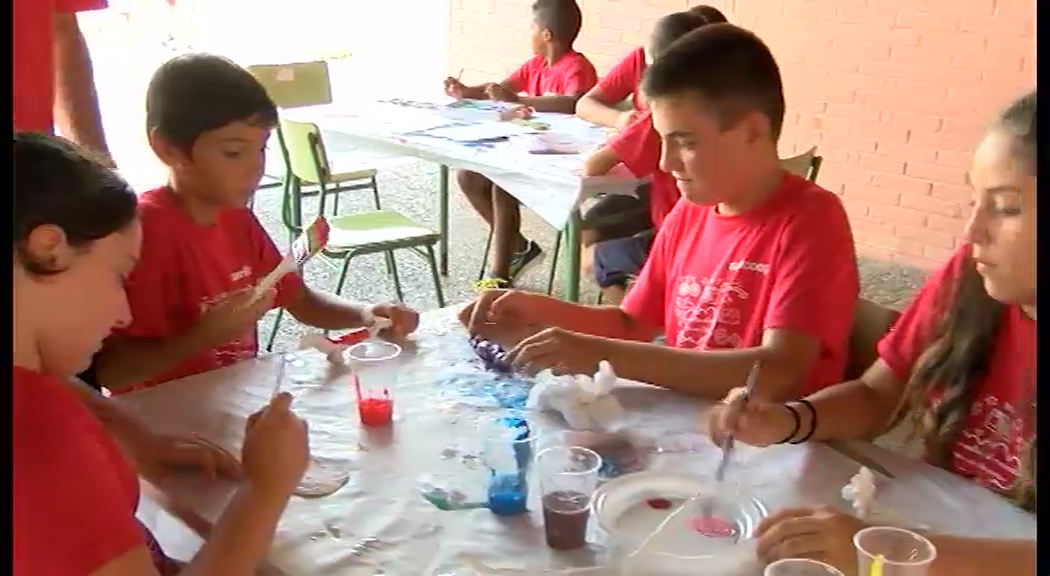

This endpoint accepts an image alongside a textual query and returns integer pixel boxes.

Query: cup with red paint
[536,445,603,551]
[346,340,402,427]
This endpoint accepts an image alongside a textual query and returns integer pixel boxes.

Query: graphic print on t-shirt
[951,394,1033,492]
[196,266,260,368]
[672,260,770,349]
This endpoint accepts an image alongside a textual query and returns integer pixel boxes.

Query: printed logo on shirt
[673,276,749,349]
[230,264,253,282]
[198,288,260,367]
[727,260,770,275]
[951,395,1030,491]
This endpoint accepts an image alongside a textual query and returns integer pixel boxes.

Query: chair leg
[425,244,446,308]
[384,251,397,278]
[265,308,285,352]
[371,176,382,210]
[596,290,604,305]
[478,228,494,282]
[332,189,341,217]
[546,231,563,295]
[373,178,394,277]
[334,257,354,297]
[388,251,405,303]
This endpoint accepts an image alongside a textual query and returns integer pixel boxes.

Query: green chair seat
[327,211,439,250]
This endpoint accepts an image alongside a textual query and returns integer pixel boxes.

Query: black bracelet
[790,399,818,444]
[775,403,802,444]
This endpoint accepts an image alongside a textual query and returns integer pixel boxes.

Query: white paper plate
[591,472,767,575]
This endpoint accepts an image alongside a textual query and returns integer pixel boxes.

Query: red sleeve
[606,112,660,178]
[121,211,178,339]
[877,245,969,380]
[56,0,108,13]
[593,48,644,106]
[14,393,144,574]
[621,201,687,329]
[762,191,859,348]
[503,59,535,95]
[560,60,599,96]
[248,213,305,309]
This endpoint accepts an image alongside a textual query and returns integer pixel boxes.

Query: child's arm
[283,286,420,338]
[95,289,275,392]
[583,145,622,177]
[577,88,636,129]
[516,94,582,114]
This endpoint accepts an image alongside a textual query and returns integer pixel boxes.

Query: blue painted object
[487,472,529,516]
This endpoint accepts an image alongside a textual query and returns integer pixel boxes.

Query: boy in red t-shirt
[575,4,728,129]
[93,54,420,394]
[460,24,859,402]
[442,0,598,288]
[577,11,710,305]
[708,90,1037,576]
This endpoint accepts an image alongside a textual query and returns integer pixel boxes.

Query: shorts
[580,183,652,242]
[593,228,655,289]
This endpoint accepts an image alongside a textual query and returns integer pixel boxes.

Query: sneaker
[508,240,543,281]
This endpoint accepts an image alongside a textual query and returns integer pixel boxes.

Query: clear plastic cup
[536,445,602,551]
[346,341,401,427]
[481,417,537,517]
[853,526,937,576]
[764,558,846,576]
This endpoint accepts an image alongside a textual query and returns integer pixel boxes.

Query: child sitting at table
[578,10,711,305]
[710,89,1037,576]
[15,132,310,575]
[93,53,419,394]
[442,0,599,288]
[574,4,728,129]
[460,24,859,402]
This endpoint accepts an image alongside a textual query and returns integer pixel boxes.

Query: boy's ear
[740,111,772,146]
[542,28,554,43]
[147,128,191,169]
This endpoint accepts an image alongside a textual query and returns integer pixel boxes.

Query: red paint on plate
[689,516,735,538]
[646,498,673,509]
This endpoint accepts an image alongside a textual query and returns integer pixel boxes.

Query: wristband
[775,403,802,444]
[790,399,818,444]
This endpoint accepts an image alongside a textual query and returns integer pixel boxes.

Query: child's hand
[193,288,275,349]
[460,289,539,333]
[615,109,638,131]
[371,303,419,340]
[242,392,309,497]
[444,77,466,98]
[504,327,603,376]
[484,83,519,103]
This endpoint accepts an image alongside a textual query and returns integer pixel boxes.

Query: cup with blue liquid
[481,417,537,516]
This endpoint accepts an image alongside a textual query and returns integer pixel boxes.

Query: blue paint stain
[487,472,529,516]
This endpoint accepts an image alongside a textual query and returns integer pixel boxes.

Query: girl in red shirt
[708,90,1037,576]
[14,132,310,575]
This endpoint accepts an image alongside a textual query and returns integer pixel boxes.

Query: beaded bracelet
[775,402,802,444]
[790,399,818,444]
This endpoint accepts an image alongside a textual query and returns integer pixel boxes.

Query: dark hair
[641,23,786,140]
[687,5,729,24]
[146,53,278,152]
[649,11,709,58]
[532,0,583,46]
[14,133,138,276]
[899,90,1037,512]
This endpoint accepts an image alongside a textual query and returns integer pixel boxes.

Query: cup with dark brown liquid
[536,445,602,551]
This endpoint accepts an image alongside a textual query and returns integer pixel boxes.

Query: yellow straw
[869,554,885,576]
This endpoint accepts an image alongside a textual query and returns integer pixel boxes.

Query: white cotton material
[841,466,878,518]
[526,361,624,431]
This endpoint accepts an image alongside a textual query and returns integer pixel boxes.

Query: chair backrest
[845,298,901,381]
[247,61,332,110]
[780,145,823,183]
[279,119,330,184]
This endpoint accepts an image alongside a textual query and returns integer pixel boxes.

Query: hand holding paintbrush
[254,216,330,301]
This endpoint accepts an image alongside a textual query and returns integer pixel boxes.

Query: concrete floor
[253,144,932,354]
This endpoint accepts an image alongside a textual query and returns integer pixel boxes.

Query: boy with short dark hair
[95,53,419,393]
[462,24,859,402]
[443,0,598,287]
[578,10,710,304]
[575,4,728,129]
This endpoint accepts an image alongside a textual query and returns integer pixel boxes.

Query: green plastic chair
[247,60,381,218]
[781,145,824,182]
[264,118,444,351]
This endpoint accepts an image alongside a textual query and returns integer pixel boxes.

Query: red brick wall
[446,0,1035,268]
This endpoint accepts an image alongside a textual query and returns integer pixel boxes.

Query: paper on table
[423,122,535,142]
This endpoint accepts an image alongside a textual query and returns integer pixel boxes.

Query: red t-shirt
[504,51,599,98]
[14,366,178,575]
[13,0,108,133]
[622,174,859,396]
[114,187,304,392]
[592,47,647,112]
[877,245,1037,493]
[606,111,679,229]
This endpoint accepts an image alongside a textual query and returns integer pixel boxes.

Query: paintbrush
[271,353,289,399]
[255,216,330,299]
